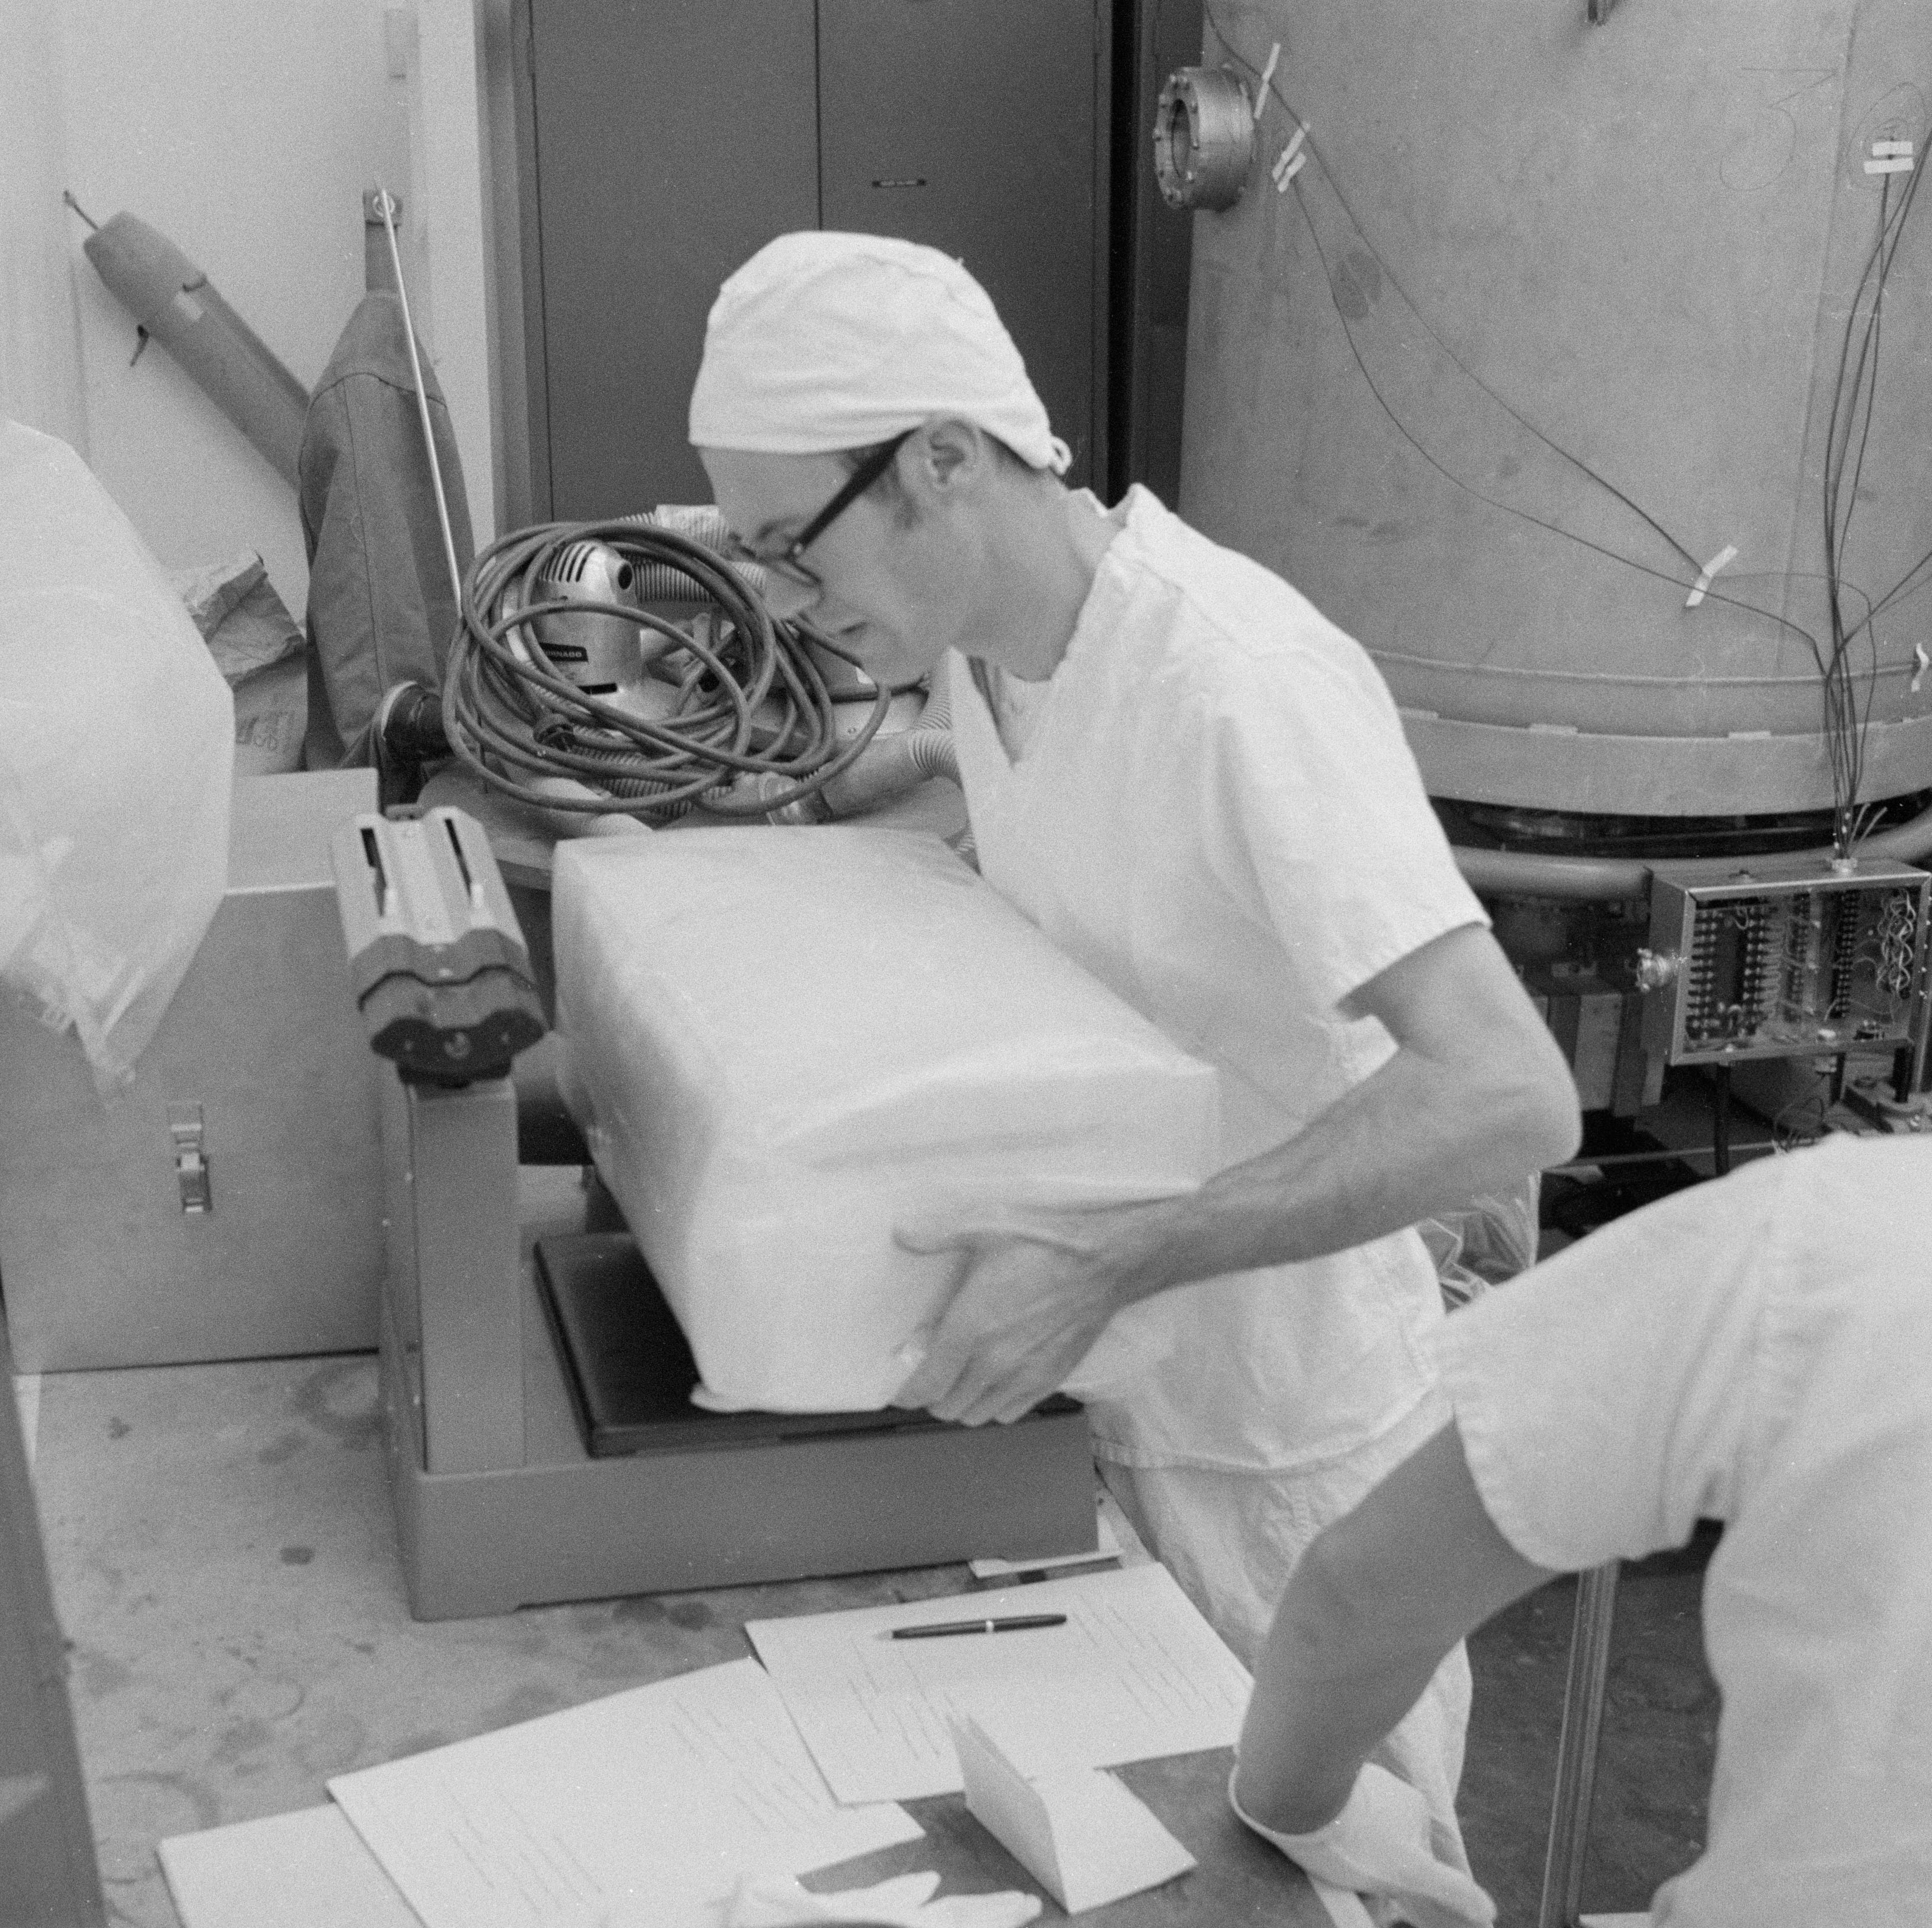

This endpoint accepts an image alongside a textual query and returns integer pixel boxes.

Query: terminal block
[1642,853,1931,1069]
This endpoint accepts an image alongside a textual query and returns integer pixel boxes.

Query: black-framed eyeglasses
[725,430,914,590]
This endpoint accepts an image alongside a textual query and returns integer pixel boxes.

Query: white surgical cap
[689,232,1072,474]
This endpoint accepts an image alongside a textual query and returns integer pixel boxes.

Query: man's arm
[1233,1419,1556,1833]
[895,923,1582,1423]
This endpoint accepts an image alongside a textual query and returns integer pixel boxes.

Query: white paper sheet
[746,1565,1252,1804]
[953,1713,1194,1913]
[328,1659,922,1928]
[160,1805,420,1928]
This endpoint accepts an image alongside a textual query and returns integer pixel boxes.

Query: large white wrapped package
[553,828,1221,1412]
[0,421,234,1092]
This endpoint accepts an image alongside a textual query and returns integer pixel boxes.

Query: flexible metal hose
[1453,796,1932,902]
[440,518,890,824]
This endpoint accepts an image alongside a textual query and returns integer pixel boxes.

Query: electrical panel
[1643,853,1931,1068]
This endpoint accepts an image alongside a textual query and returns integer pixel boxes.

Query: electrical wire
[441,518,892,823]
[1818,148,1928,847]
[1200,6,1931,854]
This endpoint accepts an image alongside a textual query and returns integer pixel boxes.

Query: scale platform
[377,1077,1097,1622]
[535,1231,1082,1458]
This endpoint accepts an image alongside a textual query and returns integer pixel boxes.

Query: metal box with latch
[1642,852,1931,1071]
[0,771,383,1371]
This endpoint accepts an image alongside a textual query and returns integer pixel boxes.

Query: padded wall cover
[553,828,1221,1412]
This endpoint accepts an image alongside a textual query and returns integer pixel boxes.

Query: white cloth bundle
[553,828,1220,1412]
[0,421,233,1091]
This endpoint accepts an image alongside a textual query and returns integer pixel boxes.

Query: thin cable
[374,186,466,619]
[1201,5,1931,845]
[61,189,99,232]
[1203,4,1702,577]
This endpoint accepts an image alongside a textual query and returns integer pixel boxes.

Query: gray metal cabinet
[516,0,821,517]
[816,0,1106,490]
[514,0,1109,517]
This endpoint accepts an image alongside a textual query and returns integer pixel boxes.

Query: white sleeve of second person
[1425,1153,1789,1570]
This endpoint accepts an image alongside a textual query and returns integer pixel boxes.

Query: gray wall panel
[818,0,1104,487]
[526,0,820,515]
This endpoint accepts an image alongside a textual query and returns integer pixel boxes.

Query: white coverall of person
[1430,1132,1932,1924]
[946,483,1491,1871]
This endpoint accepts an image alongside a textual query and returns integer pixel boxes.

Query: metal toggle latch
[167,1103,212,1215]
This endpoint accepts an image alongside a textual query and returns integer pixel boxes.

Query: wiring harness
[440,517,893,823]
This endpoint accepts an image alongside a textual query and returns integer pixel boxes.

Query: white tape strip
[1255,41,1281,120]
[1685,543,1737,608]
[1911,643,1928,695]
[1866,156,1914,175]
[1871,140,1915,157]
[1274,152,1307,192]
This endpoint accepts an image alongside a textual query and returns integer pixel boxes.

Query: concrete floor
[1462,1551,1719,1923]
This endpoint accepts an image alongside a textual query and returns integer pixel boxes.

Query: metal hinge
[167,1103,212,1216]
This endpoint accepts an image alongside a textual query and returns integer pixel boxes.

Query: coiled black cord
[441,517,892,822]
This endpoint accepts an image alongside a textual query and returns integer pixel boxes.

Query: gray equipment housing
[0,772,383,1371]
[0,1320,106,1927]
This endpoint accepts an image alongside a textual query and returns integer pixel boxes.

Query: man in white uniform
[689,232,1582,1865]
[1231,1134,1932,1927]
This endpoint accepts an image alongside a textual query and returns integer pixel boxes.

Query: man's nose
[758,568,822,621]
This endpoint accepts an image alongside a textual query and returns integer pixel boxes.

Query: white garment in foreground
[1429,1135,1932,1927]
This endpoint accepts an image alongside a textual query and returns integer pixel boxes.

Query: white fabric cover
[1429,1135,1932,1927]
[552,827,1219,1412]
[0,420,233,1092]
[688,232,1071,473]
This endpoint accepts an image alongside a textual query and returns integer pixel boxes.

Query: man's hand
[1230,1762,1495,1928]
[890,1200,1168,1424]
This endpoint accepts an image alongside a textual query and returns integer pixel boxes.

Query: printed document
[328,1658,921,1928]
[746,1565,1252,1803]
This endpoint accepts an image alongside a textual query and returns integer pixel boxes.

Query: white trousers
[1097,1398,1472,1876]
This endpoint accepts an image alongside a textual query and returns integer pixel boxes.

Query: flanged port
[1153,66,1256,212]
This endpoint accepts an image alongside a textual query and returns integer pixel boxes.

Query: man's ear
[911,417,990,494]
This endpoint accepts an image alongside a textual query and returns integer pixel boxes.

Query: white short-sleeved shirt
[1429,1135,1932,1926]
[947,486,1489,1472]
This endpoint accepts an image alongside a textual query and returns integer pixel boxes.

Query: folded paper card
[953,1713,1194,1914]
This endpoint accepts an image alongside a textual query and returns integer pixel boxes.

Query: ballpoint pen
[889,1613,1069,1640]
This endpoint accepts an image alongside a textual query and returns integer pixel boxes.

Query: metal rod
[1538,1561,1619,1928]
[1710,1065,1732,1177]
[1548,1139,1780,1178]
[371,186,465,617]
